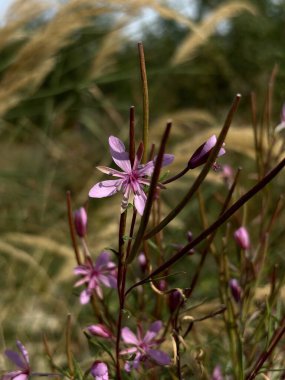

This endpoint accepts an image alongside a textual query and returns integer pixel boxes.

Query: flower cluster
[74,251,117,304]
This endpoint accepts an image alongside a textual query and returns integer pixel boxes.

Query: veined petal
[96,166,125,178]
[147,349,171,365]
[89,180,121,198]
[109,136,131,173]
[120,184,132,213]
[134,191,147,216]
[121,327,139,345]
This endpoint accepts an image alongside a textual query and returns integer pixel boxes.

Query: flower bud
[168,290,183,313]
[91,361,109,380]
[157,279,167,291]
[212,365,224,380]
[229,279,242,303]
[188,135,225,170]
[234,226,250,250]
[74,207,87,237]
[86,324,113,339]
[138,252,147,273]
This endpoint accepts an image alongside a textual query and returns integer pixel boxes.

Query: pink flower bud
[91,361,109,380]
[229,279,242,303]
[234,226,250,250]
[87,324,113,339]
[74,207,87,237]
[138,252,147,273]
[157,279,167,291]
[188,135,226,169]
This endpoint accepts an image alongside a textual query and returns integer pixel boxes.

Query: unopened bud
[91,361,109,380]
[168,290,183,313]
[86,324,112,339]
[234,226,250,250]
[229,279,242,303]
[74,207,87,237]
[188,135,225,170]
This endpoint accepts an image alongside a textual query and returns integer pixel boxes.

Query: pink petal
[99,274,117,289]
[12,374,29,380]
[137,161,154,176]
[5,350,25,369]
[109,136,131,173]
[16,341,29,366]
[155,154,174,167]
[134,191,147,216]
[87,324,112,339]
[147,349,171,365]
[144,321,162,343]
[89,180,120,198]
[74,266,89,275]
[121,327,139,345]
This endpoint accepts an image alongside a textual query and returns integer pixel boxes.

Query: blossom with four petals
[120,320,171,372]
[74,251,117,304]
[89,136,174,215]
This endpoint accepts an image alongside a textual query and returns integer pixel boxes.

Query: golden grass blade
[171,1,257,66]
[0,0,115,117]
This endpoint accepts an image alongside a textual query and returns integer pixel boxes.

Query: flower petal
[147,349,171,365]
[119,347,138,356]
[121,327,139,345]
[5,350,25,369]
[99,274,117,289]
[96,166,125,178]
[134,191,147,216]
[109,136,131,173]
[143,321,162,343]
[12,374,29,380]
[89,180,121,198]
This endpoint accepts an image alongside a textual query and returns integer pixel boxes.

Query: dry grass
[171,1,257,65]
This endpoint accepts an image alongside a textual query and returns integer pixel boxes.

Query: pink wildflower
[120,321,171,372]
[188,135,225,169]
[91,361,109,380]
[89,136,174,215]
[74,251,117,304]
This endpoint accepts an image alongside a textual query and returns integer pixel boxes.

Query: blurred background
[0,0,284,373]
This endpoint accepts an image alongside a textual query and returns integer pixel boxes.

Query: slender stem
[138,42,149,163]
[145,94,241,240]
[127,122,172,264]
[125,157,285,296]
[162,165,190,184]
[116,211,127,380]
[65,314,74,380]
[66,191,81,265]
[129,106,135,167]
[246,317,285,380]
